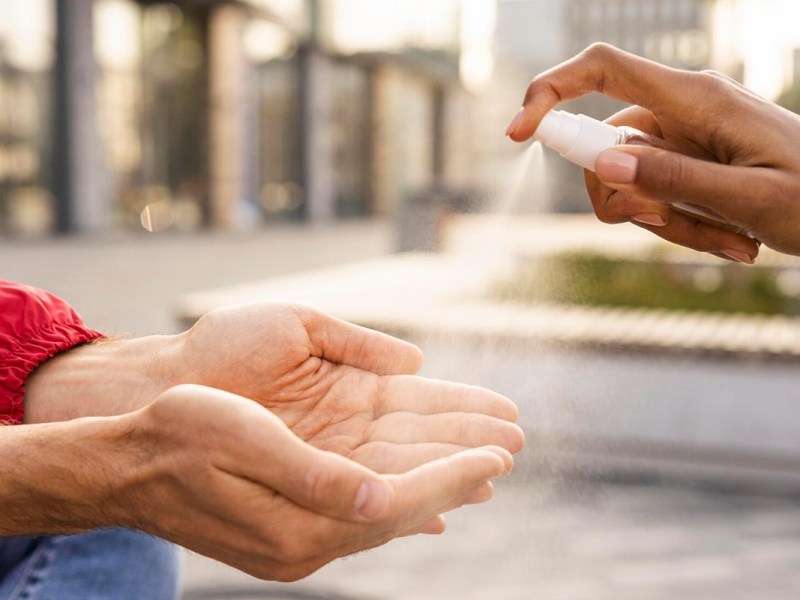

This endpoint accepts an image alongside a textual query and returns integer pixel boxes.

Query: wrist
[23,335,181,423]
[0,415,143,535]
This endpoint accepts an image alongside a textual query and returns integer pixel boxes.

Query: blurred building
[5,0,798,235]
[710,0,800,101]
[0,0,491,236]
[483,0,717,215]
[565,0,713,117]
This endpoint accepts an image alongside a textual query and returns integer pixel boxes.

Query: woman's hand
[506,43,800,259]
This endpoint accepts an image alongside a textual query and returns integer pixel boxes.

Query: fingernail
[721,249,755,264]
[596,150,638,183]
[631,213,667,227]
[505,109,525,136]
[355,479,390,520]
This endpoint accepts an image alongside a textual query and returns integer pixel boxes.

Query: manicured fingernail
[355,479,390,519]
[596,150,638,183]
[631,213,667,227]
[505,109,525,136]
[721,249,755,264]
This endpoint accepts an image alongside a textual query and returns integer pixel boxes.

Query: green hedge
[491,252,799,316]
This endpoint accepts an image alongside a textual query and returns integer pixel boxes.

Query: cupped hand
[506,43,800,259]
[176,303,524,473]
[119,384,512,581]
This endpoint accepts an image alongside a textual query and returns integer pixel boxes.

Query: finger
[584,106,671,226]
[402,515,447,537]
[222,397,396,523]
[378,375,519,422]
[507,43,703,141]
[302,307,424,375]
[271,448,511,571]
[367,412,525,455]
[312,447,511,549]
[605,104,663,135]
[398,481,495,537]
[603,105,714,160]
[630,209,759,263]
[595,144,775,246]
[461,480,494,505]
[586,169,671,227]
[387,446,511,519]
[349,441,471,473]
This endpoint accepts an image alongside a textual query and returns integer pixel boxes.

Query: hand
[1,384,513,581]
[506,43,800,259]
[25,303,524,474]
[176,303,524,473]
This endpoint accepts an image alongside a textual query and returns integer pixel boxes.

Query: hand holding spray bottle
[531,110,748,234]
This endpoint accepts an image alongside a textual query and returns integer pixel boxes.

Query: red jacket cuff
[0,281,104,425]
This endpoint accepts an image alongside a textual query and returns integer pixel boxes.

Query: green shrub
[491,252,797,315]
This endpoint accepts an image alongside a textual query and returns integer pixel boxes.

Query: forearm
[0,417,135,536]
[23,335,180,424]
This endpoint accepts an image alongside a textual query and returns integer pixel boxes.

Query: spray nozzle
[532,110,622,171]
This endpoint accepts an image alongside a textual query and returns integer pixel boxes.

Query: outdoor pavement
[3,217,800,599]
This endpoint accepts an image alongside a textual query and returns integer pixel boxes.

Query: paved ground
[4,218,800,599]
[0,220,393,335]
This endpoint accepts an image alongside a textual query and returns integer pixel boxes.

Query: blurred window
[330,60,369,217]
[95,1,208,232]
[641,0,656,21]
[256,56,303,219]
[0,0,55,236]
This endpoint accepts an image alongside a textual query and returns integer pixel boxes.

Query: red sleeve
[0,281,104,425]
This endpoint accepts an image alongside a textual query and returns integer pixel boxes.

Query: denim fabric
[0,528,180,600]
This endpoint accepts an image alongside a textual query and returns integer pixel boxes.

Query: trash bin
[395,184,483,252]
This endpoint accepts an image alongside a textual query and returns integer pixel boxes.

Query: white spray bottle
[532,110,746,233]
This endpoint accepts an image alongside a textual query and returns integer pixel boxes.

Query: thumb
[302,307,424,376]
[237,409,394,523]
[595,145,764,226]
[272,442,394,523]
[154,385,392,523]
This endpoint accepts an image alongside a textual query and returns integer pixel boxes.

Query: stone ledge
[177,253,800,361]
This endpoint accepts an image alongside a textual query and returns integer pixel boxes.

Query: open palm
[177,303,523,473]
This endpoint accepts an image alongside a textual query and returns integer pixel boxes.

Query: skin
[9,302,524,581]
[2,385,513,581]
[506,43,800,259]
[24,303,524,471]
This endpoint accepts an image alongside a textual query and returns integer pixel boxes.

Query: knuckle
[290,302,324,332]
[524,79,553,105]
[700,69,726,80]
[595,206,624,224]
[663,152,689,193]
[637,148,686,197]
[696,70,735,98]
[303,463,335,509]
[271,530,311,565]
[593,190,629,225]
[273,563,316,583]
[700,69,740,89]
[749,176,790,222]
[582,42,617,62]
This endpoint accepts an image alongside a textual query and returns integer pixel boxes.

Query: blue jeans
[0,528,180,599]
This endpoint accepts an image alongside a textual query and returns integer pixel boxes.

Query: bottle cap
[533,110,619,171]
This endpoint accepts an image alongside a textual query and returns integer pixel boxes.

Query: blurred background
[3,1,800,598]
[2,0,800,236]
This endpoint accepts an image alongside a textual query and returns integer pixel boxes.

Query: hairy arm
[0,417,132,536]
[1,385,513,581]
